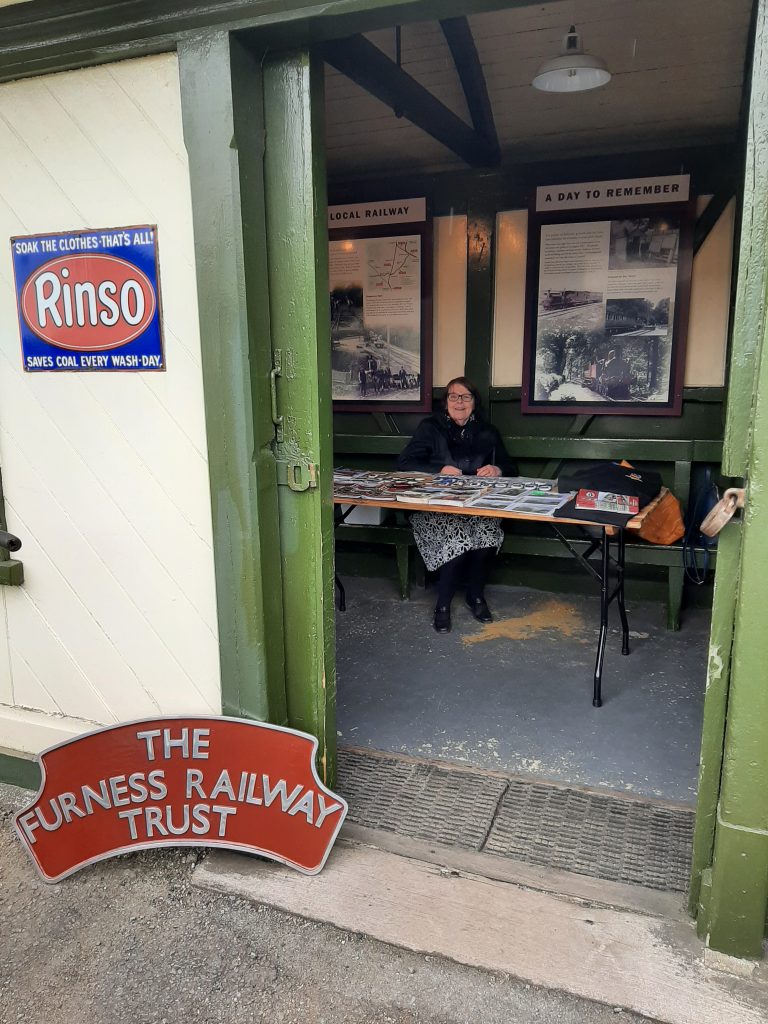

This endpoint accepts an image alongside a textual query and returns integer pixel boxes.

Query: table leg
[593,528,610,708]
[335,574,346,612]
[617,529,630,656]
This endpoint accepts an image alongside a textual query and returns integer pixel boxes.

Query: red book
[575,489,639,515]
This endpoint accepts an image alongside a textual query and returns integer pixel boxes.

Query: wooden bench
[334,435,722,631]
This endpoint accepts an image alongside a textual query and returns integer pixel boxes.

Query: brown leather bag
[617,461,684,545]
[637,490,685,545]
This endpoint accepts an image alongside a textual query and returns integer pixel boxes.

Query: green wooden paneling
[337,522,713,569]
[335,432,723,463]
[0,751,40,790]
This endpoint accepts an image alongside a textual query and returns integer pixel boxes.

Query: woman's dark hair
[442,376,483,417]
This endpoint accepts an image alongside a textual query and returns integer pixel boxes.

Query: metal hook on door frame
[270,350,283,443]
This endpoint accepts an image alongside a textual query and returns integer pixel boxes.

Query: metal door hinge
[276,460,318,491]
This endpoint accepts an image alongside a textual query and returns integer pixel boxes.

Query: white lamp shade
[532,53,611,93]
[532,26,611,93]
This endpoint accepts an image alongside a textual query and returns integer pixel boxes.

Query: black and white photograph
[537,288,604,331]
[608,217,680,269]
[329,230,430,410]
[530,294,673,406]
[523,189,691,416]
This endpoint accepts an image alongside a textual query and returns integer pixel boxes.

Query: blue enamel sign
[11,225,165,372]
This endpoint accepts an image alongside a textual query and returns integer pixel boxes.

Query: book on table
[574,489,639,515]
[393,489,439,504]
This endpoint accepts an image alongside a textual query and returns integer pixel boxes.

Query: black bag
[683,466,719,584]
[557,462,662,508]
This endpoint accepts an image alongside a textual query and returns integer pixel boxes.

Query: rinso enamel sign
[11,226,165,371]
[14,718,348,882]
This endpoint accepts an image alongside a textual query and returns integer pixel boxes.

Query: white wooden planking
[325,0,751,175]
[0,53,221,754]
[492,210,528,387]
[433,214,467,385]
[686,198,735,387]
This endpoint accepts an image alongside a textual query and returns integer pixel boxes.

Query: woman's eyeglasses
[447,393,473,403]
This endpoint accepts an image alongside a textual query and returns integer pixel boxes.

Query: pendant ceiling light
[532,25,611,93]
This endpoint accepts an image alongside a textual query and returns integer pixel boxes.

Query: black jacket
[397,413,518,476]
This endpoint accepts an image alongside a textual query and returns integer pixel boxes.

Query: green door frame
[178,32,336,782]
[689,0,768,959]
[262,51,337,782]
[178,32,289,729]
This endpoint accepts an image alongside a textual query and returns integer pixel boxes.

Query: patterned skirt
[410,512,504,572]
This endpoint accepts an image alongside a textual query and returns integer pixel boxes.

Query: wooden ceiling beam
[439,16,500,164]
[694,188,737,255]
[320,34,500,168]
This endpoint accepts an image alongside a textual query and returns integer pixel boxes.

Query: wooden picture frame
[329,218,433,414]
[522,196,694,416]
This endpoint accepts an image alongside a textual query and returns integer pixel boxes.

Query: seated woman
[397,377,517,633]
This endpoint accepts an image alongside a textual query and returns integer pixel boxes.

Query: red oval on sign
[20,253,157,351]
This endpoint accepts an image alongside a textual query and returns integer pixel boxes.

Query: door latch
[276,460,318,491]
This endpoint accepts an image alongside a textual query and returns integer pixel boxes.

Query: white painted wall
[492,200,734,387]
[432,214,468,385]
[686,198,735,387]
[491,210,528,389]
[0,53,220,754]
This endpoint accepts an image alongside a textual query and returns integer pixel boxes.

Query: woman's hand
[440,465,462,475]
[477,464,502,478]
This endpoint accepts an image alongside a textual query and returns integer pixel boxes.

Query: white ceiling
[324,0,752,178]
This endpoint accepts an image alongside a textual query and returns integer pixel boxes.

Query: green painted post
[705,502,768,957]
[722,1,768,478]
[687,524,741,917]
[262,51,337,785]
[464,200,495,408]
[693,0,768,957]
[178,32,288,725]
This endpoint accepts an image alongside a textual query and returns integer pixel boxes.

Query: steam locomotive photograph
[537,289,604,330]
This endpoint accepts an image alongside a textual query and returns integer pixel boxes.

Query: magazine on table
[507,492,575,516]
[574,489,640,515]
[484,484,525,500]
[393,489,441,504]
[335,484,388,502]
[426,488,492,507]
[466,495,522,512]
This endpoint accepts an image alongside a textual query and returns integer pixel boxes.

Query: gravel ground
[1,782,653,1024]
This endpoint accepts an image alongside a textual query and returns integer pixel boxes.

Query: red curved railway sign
[14,717,348,882]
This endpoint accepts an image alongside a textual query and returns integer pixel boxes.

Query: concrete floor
[335,578,710,804]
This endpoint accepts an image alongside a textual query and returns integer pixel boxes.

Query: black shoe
[466,595,493,623]
[433,605,451,633]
